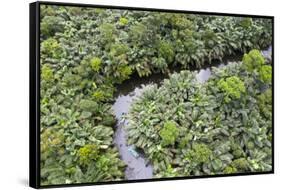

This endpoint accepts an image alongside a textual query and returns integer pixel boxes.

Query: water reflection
[112,86,153,180]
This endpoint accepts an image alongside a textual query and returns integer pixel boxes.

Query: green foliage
[100,115,116,126]
[218,76,246,103]
[170,14,193,30]
[223,166,237,174]
[259,65,272,84]
[78,144,100,166]
[242,49,272,84]
[152,57,168,73]
[96,155,111,171]
[41,127,65,160]
[79,99,98,112]
[41,38,63,59]
[158,40,175,63]
[41,64,54,82]
[127,59,272,177]
[179,134,193,149]
[231,142,246,158]
[159,121,179,146]
[239,18,253,28]
[258,88,272,119]
[185,144,212,164]
[119,17,128,26]
[129,23,148,43]
[110,43,129,57]
[41,16,65,37]
[156,164,179,178]
[99,23,117,46]
[231,158,249,171]
[242,49,265,72]
[40,4,272,184]
[92,90,106,102]
[90,57,102,72]
[116,65,132,81]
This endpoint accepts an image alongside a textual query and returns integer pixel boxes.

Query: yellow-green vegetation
[159,121,179,146]
[259,65,272,84]
[78,145,100,166]
[185,144,212,164]
[217,76,246,103]
[41,38,63,59]
[243,49,272,84]
[41,64,54,82]
[90,57,102,72]
[243,49,265,71]
[119,17,128,26]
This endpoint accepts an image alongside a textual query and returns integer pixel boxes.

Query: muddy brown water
[112,47,272,180]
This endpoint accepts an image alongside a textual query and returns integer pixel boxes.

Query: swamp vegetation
[127,50,272,177]
[39,5,272,185]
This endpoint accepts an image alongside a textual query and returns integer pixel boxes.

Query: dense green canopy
[40,4,272,185]
[127,52,272,177]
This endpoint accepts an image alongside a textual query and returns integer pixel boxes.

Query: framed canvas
[30,1,274,188]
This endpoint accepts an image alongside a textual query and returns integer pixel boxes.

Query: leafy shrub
[156,164,179,178]
[170,14,193,30]
[92,90,106,102]
[217,76,246,103]
[100,115,116,126]
[41,64,54,82]
[231,158,249,171]
[158,40,175,63]
[179,134,193,149]
[152,57,168,72]
[242,49,265,72]
[79,99,98,112]
[41,16,65,37]
[127,57,272,177]
[90,57,102,72]
[116,65,132,81]
[258,88,272,118]
[110,43,129,57]
[41,127,65,160]
[119,17,128,26]
[159,121,179,146]
[99,23,117,46]
[96,155,111,171]
[239,18,253,28]
[223,166,237,174]
[129,23,148,43]
[259,65,272,84]
[41,38,63,59]
[185,144,212,164]
[242,49,272,84]
[78,144,100,166]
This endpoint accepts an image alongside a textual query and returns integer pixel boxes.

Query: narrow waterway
[112,78,163,179]
[112,47,272,180]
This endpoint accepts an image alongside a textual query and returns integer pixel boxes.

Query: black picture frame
[30,1,274,189]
